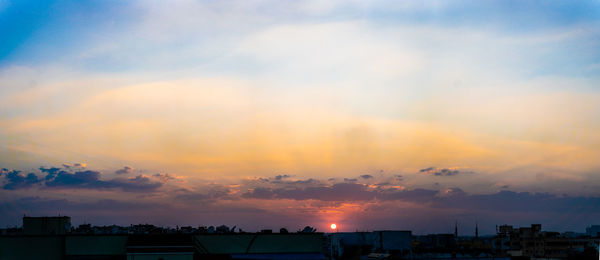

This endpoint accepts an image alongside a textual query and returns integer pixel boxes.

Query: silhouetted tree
[280,228,289,234]
[300,226,317,233]
[216,225,230,233]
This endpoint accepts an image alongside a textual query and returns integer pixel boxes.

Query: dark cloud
[289,178,317,184]
[40,167,61,180]
[432,190,600,213]
[2,168,600,233]
[62,163,86,169]
[270,177,318,185]
[244,183,375,201]
[241,180,600,218]
[279,183,376,201]
[152,173,176,183]
[0,168,12,177]
[274,174,291,180]
[439,187,468,197]
[107,175,163,192]
[378,188,439,203]
[2,170,42,190]
[43,169,163,192]
[419,167,435,173]
[242,183,441,203]
[343,178,357,182]
[0,165,170,192]
[177,186,232,201]
[360,174,373,179]
[248,176,319,186]
[419,167,469,176]
[242,187,275,199]
[45,170,101,188]
[115,166,133,175]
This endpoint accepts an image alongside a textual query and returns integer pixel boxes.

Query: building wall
[23,216,71,235]
[329,231,412,258]
[0,236,64,260]
[66,235,128,256]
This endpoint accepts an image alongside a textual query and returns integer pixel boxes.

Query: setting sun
[330,224,337,230]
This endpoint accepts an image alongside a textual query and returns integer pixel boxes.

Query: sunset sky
[1,0,599,234]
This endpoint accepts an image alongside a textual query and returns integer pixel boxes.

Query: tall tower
[475,222,479,239]
[454,221,458,238]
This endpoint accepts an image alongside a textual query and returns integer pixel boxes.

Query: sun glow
[330,223,337,230]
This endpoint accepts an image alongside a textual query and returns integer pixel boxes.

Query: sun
[330,223,337,230]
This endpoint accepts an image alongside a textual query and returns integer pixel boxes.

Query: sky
[1,0,600,235]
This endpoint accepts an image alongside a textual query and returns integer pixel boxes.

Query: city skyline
[1,0,600,234]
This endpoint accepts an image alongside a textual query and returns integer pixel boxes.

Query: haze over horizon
[1,0,599,235]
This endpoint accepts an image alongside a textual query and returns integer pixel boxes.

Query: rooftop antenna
[454,221,458,238]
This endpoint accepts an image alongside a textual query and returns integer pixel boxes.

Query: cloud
[419,167,435,173]
[419,167,470,176]
[2,170,42,190]
[240,178,600,218]
[269,177,318,185]
[274,174,291,180]
[242,187,275,199]
[45,170,100,188]
[176,185,232,201]
[152,173,178,183]
[378,188,439,203]
[41,167,165,192]
[107,175,163,192]
[40,167,61,180]
[74,163,86,168]
[115,166,133,174]
[2,168,600,233]
[432,190,600,213]
[360,174,373,179]
[62,163,87,169]
[244,183,375,201]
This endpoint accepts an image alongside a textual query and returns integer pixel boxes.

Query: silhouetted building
[329,231,412,259]
[586,225,600,237]
[23,216,71,235]
[2,216,599,260]
[0,232,326,259]
[494,224,600,259]
[127,234,195,259]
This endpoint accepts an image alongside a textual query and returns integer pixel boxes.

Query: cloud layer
[1,166,600,234]
[3,166,166,192]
